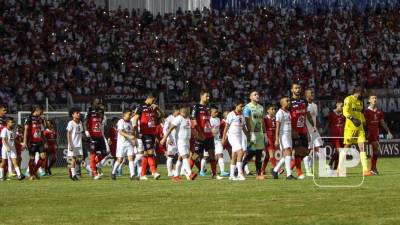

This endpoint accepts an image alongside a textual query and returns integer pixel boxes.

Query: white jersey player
[111,109,137,180]
[162,107,197,181]
[222,100,248,181]
[210,106,229,179]
[66,108,84,181]
[163,108,180,177]
[272,97,296,180]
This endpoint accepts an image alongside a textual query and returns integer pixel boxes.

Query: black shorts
[90,137,107,155]
[293,133,308,148]
[142,134,156,151]
[29,142,45,155]
[194,137,215,153]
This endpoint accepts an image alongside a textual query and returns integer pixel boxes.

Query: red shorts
[46,146,57,155]
[156,145,166,155]
[331,138,343,149]
[368,134,379,144]
[110,144,117,157]
[266,136,276,151]
[16,148,22,158]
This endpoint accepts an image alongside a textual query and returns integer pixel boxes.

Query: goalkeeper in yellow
[340,87,372,176]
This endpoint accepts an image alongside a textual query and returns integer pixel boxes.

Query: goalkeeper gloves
[387,133,393,140]
[349,116,361,127]
[250,132,257,144]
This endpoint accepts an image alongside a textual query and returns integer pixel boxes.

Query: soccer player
[289,83,314,179]
[0,118,25,181]
[0,104,8,177]
[304,89,324,177]
[161,106,197,181]
[108,117,121,175]
[326,100,345,171]
[84,98,107,180]
[341,87,372,176]
[261,105,277,176]
[272,97,296,180]
[210,105,229,178]
[66,107,84,181]
[163,107,180,177]
[15,125,24,168]
[191,90,218,178]
[132,92,165,180]
[111,109,137,180]
[242,91,266,180]
[22,105,46,180]
[44,120,57,176]
[364,94,393,175]
[222,99,248,181]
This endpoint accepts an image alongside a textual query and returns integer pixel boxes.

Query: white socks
[285,156,292,177]
[182,158,191,176]
[230,164,236,177]
[236,162,243,176]
[71,167,76,176]
[175,160,182,177]
[244,164,250,175]
[200,158,207,172]
[167,157,174,175]
[303,156,311,173]
[218,158,225,173]
[15,167,21,177]
[273,158,285,172]
[0,168,3,179]
[134,154,143,175]
[129,161,135,177]
[112,160,120,174]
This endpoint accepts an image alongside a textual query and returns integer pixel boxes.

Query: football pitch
[1,159,400,225]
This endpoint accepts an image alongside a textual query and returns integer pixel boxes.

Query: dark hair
[123,109,132,114]
[199,90,209,97]
[266,104,276,110]
[146,92,156,98]
[92,97,104,106]
[69,107,81,117]
[31,105,44,114]
[291,82,301,88]
[210,104,218,110]
[0,104,7,110]
[171,105,180,112]
[5,117,14,123]
[233,99,245,107]
[353,87,364,94]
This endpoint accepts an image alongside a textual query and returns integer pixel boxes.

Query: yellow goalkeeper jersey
[343,95,365,130]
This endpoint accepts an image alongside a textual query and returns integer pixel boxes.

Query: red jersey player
[191,90,218,178]
[326,100,345,170]
[364,94,393,175]
[132,92,165,180]
[108,117,119,159]
[290,83,315,179]
[15,125,24,167]
[22,105,46,180]
[155,117,166,156]
[261,105,277,175]
[84,98,107,180]
[44,120,57,175]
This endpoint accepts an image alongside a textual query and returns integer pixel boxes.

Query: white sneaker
[298,174,305,180]
[237,175,246,181]
[229,176,238,181]
[306,172,314,177]
[93,175,101,180]
[216,175,224,180]
[153,173,161,180]
[140,176,148,180]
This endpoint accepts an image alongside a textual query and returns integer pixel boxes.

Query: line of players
[0,84,394,181]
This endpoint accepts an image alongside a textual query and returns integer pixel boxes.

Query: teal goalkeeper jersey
[243,103,265,150]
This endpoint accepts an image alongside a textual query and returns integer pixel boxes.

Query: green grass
[1,159,400,225]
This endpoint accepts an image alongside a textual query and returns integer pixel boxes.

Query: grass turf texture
[1,158,400,225]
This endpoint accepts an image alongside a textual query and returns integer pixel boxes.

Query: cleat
[130,176,139,181]
[24,170,30,177]
[117,170,122,177]
[8,173,17,178]
[220,171,230,177]
[371,169,379,175]
[153,173,161,180]
[199,171,206,177]
[140,176,148,180]
[286,175,297,180]
[246,172,254,176]
[271,169,279,179]
[189,173,198,181]
[172,176,182,182]
[237,175,246,181]
[278,168,285,175]
[363,171,373,177]
[72,175,79,181]
[39,170,46,177]
[306,172,314,177]
[47,168,52,176]
[256,175,266,180]
[28,176,36,180]
[111,174,117,180]
[93,175,101,180]
[229,176,238,181]
[17,174,25,180]
[298,174,305,180]
[216,175,224,180]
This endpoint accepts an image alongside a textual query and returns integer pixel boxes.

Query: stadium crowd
[1,0,400,109]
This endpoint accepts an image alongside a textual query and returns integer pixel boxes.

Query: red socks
[270,157,277,168]
[29,159,35,176]
[371,154,378,170]
[90,152,97,175]
[295,156,303,176]
[148,156,157,173]
[141,156,149,176]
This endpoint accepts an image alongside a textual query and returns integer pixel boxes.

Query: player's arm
[161,124,177,145]
[155,105,165,118]
[118,129,135,141]
[132,105,142,136]
[21,118,30,148]
[274,121,281,147]
[67,130,72,151]
[190,105,203,140]
[380,118,393,139]
[343,97,361,127]
[243,106,254,141]
[306,111,315,130]
[221,123,230,146]
[83,109,91,138]
[1,131,10,151]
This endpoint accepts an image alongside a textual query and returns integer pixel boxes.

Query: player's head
[122,109,132,121]
[0,104,8,116]
[5,117,15,128]
[171,106,180,117]
[305,88,315,102]
[368,94,377,107]
[233,99,245,113]
[69,107,81,120]
[200,90,210,104]
[179,106,190,117]
[353,87,364,98]
[280,96,290,109]
[145,92,157,105]
[222,111,229,119]
[92,97,104,109]
[111,117,119,126]
[31,105,44,116]
[210,105,219,118]
[47,120,55,129]
[291,82,302,97]
[335,99,344,113]
[17,125,23,133]
[249,91,260,103]
[266,104,276,116]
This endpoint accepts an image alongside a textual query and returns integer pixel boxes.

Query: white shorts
[279,133,292,150]
[166,138,177,155]
[214,139,223,155]
[67,147,83,157]
[228,134,244,153]
[1,148,17,159]
[116,145,134,158]
[242,134,248,152]
[177,140,190,156]
[309,131,324,148]
[135,139,144,153]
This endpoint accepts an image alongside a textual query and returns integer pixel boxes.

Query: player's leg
[261,149,270,176]
[357,131,372,176]
[112,145,125,179]
[0,150,6,180]
[215,140,228,177]
[206,138,217,177]
[242,150,255,175]
[236,149,245,181]
[200,150,208,176]
[11,153,24,180]
[370,141,380,175]
[254,150,263,179]
[229,151,238,180]
[7,155,15,177]
[28,144,39,179]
